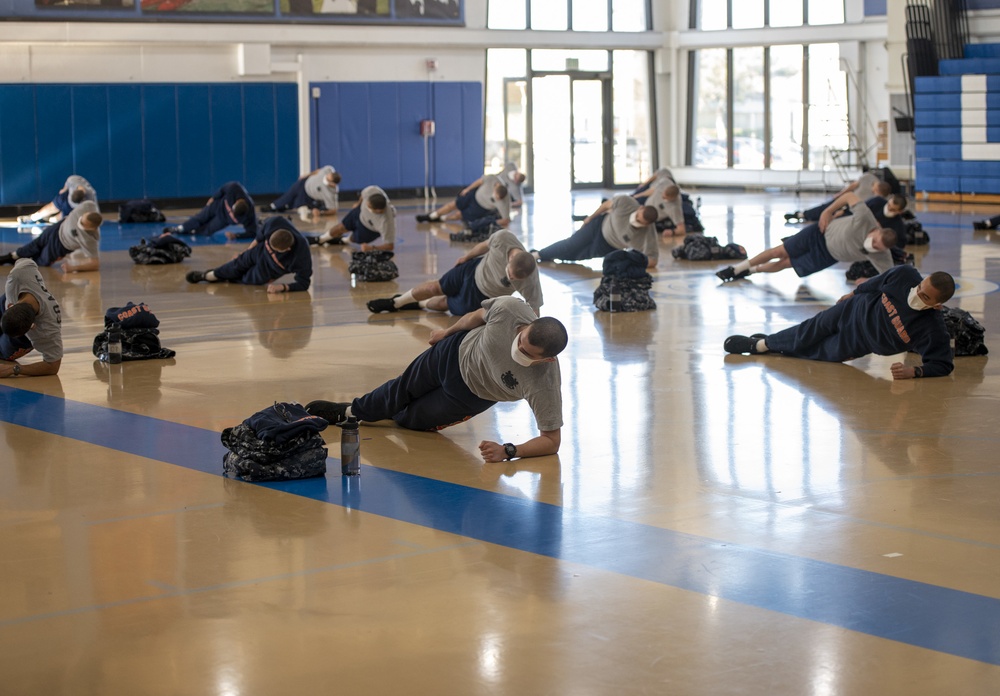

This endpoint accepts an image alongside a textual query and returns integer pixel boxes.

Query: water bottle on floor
[108,325,122,364]
[340,417,360,476]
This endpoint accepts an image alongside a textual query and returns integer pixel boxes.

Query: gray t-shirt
[824,201,894,273]
[358,185,396,244]
[474,230,543,313]
[645,179,683,225]
[498,162,523,204]
[4,258,63,362]
[63,175,97,210]
[474,174,512,221]
[305,165,338,211]
[601,195,659,260]
[58,200,100,259]
[458,296,563,432]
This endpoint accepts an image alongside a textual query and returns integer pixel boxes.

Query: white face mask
[863,236,878,253]
[510,334,536,367]
[629,211,642,228]
[908,286,932,311]
[883,204,897,219]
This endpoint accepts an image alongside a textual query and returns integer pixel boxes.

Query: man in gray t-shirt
[1,258,63,377]
[306,297,567,463]
[716,191,896,282]
[1,201,103,272]
[415,174,512,231]
[18,174,98,225]
[367,229,543,316]
[311,185,397,251]
[535,195,659,268]
[637,176,685,237]
[498,162,527,208]
[263,165,341,223]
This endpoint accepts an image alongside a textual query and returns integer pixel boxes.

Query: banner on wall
[13,0,462,22]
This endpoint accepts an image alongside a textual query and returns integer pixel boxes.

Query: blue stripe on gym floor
[3,384,999,666]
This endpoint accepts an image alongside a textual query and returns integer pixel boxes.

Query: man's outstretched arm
[479,428,560,462]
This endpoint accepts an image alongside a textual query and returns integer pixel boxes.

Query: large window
[488,0,648,31]
[732,47,765,170]
[613,51,654,184]
[806,43,849,171]
[691,49,729,168]
[693,0,843,29]
[688,43,847,171]
[769,45,804,170]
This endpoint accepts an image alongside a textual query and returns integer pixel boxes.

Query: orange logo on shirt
[880,293,911,344]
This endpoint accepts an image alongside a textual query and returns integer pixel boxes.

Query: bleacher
[914,43,1000,198]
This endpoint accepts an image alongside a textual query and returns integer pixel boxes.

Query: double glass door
[504,73,612,192]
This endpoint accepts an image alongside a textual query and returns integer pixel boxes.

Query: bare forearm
[1,359,61,377]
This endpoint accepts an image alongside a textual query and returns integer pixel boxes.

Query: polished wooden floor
[1,189,999,695]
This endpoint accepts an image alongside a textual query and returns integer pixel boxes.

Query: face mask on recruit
[629,211,643,228]
[511,334,537,367]
[883,204,898,219]
[863,236,878,253]
[908,286,932,311]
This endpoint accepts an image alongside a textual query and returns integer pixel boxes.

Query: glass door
[531,75,572,194]
[571,77,611,187]
[502,78,529,189]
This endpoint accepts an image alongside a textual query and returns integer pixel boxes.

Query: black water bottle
[339,417,360,476]
[107,325,122,364]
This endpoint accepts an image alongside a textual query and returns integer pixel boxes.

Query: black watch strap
[503,442,517,460]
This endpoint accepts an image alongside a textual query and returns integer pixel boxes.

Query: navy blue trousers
[340,207,380,244]
[16,223,69,266]
[351,331,496,431]
[52,190,74,217]
[802,199,835,221]
[213,247,277,286]
[536,215,614,262]
[765,301,861,362]
[271,179,316,211]
[181,200,233,236]
[456,190,498,232]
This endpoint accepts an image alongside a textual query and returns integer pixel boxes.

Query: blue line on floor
[2,384,998,665]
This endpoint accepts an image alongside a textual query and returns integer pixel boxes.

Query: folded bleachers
[914,43,1000,197]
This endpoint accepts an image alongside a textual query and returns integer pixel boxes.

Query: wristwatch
[913,365,923,378]
[12,364,21,376]
[503,443,517,460]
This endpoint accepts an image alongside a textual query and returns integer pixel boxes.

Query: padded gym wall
[309,81,483,192]
[0,82,299,206]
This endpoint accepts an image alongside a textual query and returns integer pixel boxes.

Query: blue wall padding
[244,84,279,195]
[0,82,299,206]
[209,85,247,188]
[72,85,112,198]
[0,84,40,204]
[177,84,214,198]
[35,86,75,201]
[310,80,483,192]
[107,85,145,201]
[143,85,180,199]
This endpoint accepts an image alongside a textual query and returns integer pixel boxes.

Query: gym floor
[1,189,998,694]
